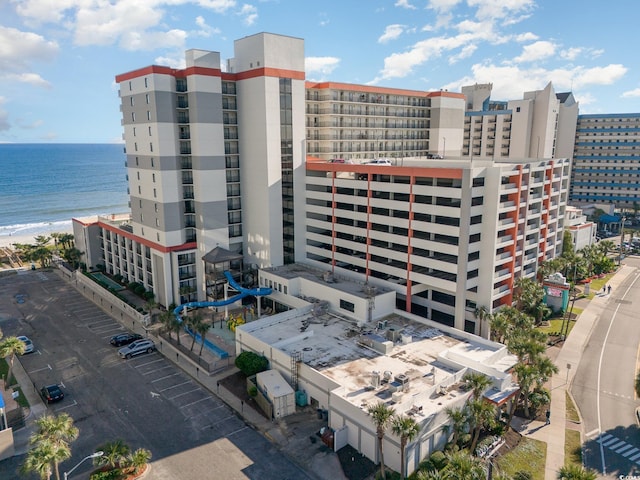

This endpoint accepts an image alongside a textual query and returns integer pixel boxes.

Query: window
[153,188,157,198]
[130,97,134,106]
[152,173,155,183]
[133,127,136,137]
[144,78,148,88]
[148,126,152,136]
[339,299,355,312]
[149,143,153,152]
[147,111,151,121]
[146,93,150,104]
[129,81,132,91]
[131,112,135,122]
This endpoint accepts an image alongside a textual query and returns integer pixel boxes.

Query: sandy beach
[0,223,75,250]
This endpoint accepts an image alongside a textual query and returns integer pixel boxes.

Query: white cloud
[449,44,477,64]
[305,56,340,78]
[513,40,556,63]
[154,54,187,69]
[0,26,59,72]
[443,62,628,101]
[468,0,536,22]
[121,29,188,51]
[238,4,258,26]
[379,25,405,44]
[395,0,417,10]
[4,73,52,89]
[194,15,220,37]
[622,88,640,98]
[560,47,582,61]
[513,32,538,42]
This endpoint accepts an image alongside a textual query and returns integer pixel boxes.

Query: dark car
[41,385,64,404]
[110,333,143,347]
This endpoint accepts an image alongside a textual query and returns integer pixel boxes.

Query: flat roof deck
[240,308,509,417]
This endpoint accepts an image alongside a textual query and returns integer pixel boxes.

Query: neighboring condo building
[570,113,640,211]
[461,82,578,161]
[305,82,465,161]
[305,156,570,337]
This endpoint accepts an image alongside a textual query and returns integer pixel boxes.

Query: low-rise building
[237,263,518,476]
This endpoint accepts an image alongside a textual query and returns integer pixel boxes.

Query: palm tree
[0,336,26,384]
[21,441,55,479]
[444,406,468,449]
[367,401,396,479]
[195,319,210,356]
[128,447,152,473]
[391,414,420,479]
[185,313,205,351]
[556,464,597,480]
[30,413,79,480]
[467,398,496,453]
[443,450,486,480]
[473,306,492,339]
[95,439,130,470]
[462,372,492,400]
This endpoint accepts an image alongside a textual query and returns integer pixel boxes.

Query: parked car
[118,339,156,359]
[40,384,64,404]
[17,335,34,354]
[110,332,143,347]
[364,159,392,165]
[427,153,443,159]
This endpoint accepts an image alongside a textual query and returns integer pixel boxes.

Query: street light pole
[64,451,104,480]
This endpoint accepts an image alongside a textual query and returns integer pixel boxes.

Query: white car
[17,335,34,354]
[364,159,392,165]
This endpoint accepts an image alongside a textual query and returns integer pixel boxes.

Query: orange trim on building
[235,67,305,81]
[98,222,196,254]
[305,81,465,99]
[307,163,463,179]
[115,65,221,83]
[504,166,523,307]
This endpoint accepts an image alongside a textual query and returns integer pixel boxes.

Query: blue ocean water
[0,143,129,239]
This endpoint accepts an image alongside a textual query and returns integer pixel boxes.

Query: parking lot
[0,269,313,479]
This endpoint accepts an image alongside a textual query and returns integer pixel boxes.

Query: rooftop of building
[262,263,393,301]
[239,290,517,417]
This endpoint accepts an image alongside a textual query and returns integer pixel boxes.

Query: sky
[1,0,639,143]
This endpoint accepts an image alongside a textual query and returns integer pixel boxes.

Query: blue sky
[1,0,638,143]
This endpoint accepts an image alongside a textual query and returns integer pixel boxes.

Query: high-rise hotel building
[570,113,640,210]
[74,32,571,337]
[91,33,308,308]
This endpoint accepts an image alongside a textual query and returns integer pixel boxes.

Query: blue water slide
[173,271,272,358]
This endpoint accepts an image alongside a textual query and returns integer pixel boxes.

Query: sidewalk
[514,264,636,480]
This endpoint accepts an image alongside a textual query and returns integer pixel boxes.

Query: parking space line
[180,397,211,409]
[133,358,163,368]
[225,426,249,437]
[200,414,235,430]
[141,365,174,376]
[168,387,201,400]
[151,373,181,383]
[159,381,191,392]
[54,400,78,411]
[29,364,52,374]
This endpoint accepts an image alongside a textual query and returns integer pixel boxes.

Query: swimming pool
[91,272,125,291]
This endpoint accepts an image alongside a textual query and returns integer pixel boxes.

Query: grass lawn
[565,392,580,423]
[495,437,547,480]
[565,429,582,466]
[538,316,577,337]
[0,357,30,408]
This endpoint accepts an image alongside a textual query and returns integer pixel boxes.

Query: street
[571,256,640,478]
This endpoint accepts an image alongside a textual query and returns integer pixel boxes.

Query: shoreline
[0,224,74,249]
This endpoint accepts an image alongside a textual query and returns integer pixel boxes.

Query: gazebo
[202,247,244,302]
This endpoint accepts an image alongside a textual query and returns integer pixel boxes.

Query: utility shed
[256,370,296,419]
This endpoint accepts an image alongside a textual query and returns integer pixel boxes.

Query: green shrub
[90,469,122,480]
[235,351,269,377]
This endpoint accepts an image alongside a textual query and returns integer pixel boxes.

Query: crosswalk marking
[597,433,640,465]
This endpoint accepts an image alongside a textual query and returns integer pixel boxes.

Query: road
[0,270,312,480]
[571,256,640,478]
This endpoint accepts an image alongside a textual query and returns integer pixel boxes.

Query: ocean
[0,143,129,240]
